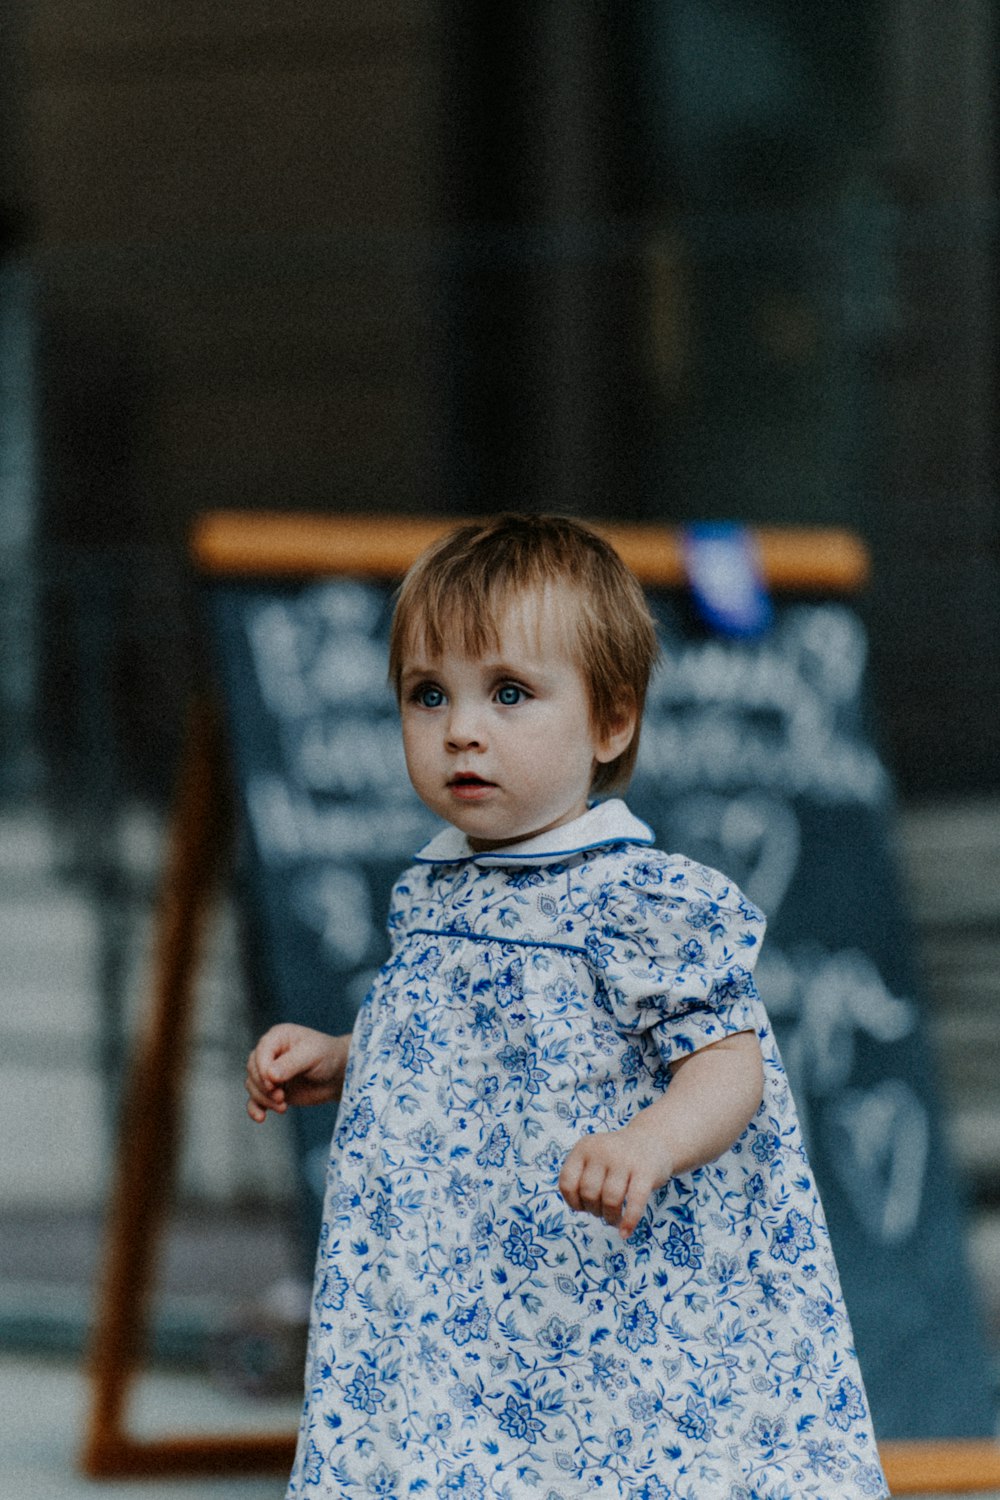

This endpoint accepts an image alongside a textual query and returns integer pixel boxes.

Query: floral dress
[288,801,887,1500]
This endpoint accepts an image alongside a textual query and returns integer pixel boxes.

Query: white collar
[412,798,655,868]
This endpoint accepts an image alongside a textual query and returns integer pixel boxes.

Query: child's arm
[559,1029,764,1240]
[245,1023,351,1122]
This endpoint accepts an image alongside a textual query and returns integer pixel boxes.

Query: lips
[448,773,497,798]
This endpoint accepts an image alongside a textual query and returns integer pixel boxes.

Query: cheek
[400,720,431,775]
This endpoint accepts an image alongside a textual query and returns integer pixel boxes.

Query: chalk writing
[640,604,887,806]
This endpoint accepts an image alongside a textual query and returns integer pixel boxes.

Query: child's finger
[264,1037,318,1085]
[618,1170,655,1239]
[599,1165,630,1226]
[245,1085,284,1120]
[558,1147,585,1211]
[575,1160,611,1218]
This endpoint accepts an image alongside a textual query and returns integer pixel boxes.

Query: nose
[445,701,485,751]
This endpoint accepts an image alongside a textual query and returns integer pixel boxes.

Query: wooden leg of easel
[880,1441,1000,1494]
[79,700,294,1478]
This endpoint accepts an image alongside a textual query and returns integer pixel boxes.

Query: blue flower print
[498,1392,544,1444]
[407,1120,445,1164]
[339,1096,376,1141]
[714,965,756,1001]
[369,1190,403,1240]
[365,1460,399,1496]
[664,1220,703,1269]
[503,1220,544,1270]
[416,1333,448,1381]
[627,1390,662,1423]
[826,1377,867,1432]
[344,1363,387,1416]
[709,1252,741,1289]
[471,1212,493,1247]
[448,1381,483,1415]
[679,937,704,962]
[802,1292,839,1332]
[636,1481,671,1500]
[803,1437,848,1477]
[538,1315,582,1355]
[496,1043,526,1076]
[677,1394,714,1442]
[793,1336,817,1368]
[302,1439,324,1485]
[436,1463,486,1497]
[495,959,523,1007]
[621,1043,643,1082]
[317,1266,349,1311]
[603,1250,629,1284]
[684,899,722,931]
[611,1426,633,1451]
[745,1171,766,1201]
[617,1298,658,1351]
[630,861,664,887]
[747,1414,789,1460]
[399,1025,433,1075]
[444,1170,477,1215]
[756,1271,790,1313]
[589,1351,629,1394]
[443,1296,490,1346]
[385,1289,412,1330]
[770,1208,816,1264]
[751,1130,780,1164]
[627,1215,654,1252]
[471,1002,499,1041]
[446,965,471,999]
[542,975,575,1009]
[584,931,614,969]
[856,1462,889,1495]
[412,942,442,979]
[533,1140,564,1182]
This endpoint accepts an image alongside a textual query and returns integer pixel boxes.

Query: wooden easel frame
[82,513,999,1491]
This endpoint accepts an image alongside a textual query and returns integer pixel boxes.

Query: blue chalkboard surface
[208,575,993,1440]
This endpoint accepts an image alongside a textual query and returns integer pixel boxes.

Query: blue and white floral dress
[289,801,886,1500]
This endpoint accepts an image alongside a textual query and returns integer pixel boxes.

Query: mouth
[447,773,497,798]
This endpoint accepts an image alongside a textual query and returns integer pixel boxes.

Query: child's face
[399,586,632,851]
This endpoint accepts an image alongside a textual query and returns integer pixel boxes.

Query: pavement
[0,1351,297,1500]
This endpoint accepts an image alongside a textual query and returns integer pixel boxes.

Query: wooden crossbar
[190,509,872,593]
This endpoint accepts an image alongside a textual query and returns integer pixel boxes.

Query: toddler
[246,514,887,1499]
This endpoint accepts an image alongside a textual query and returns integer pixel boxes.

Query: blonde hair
[389,514,659,793]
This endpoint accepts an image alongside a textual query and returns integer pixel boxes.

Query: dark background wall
[2,0,998,798]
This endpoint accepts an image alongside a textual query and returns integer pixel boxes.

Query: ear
[594,705,637,766]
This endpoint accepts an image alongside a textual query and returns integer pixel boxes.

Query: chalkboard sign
[208,571,992,1441]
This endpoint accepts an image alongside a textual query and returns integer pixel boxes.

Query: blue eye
[496,683,525,706]
[415,683,445,708]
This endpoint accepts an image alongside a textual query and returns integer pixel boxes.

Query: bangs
[390,522,584,678]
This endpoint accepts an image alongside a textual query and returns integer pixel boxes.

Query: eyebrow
[399,657,549,684]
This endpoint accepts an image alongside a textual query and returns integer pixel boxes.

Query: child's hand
[245,1024,351,1123]
[559,1116,674,1240]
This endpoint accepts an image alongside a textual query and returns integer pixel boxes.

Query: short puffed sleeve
[585,851,767,1066]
